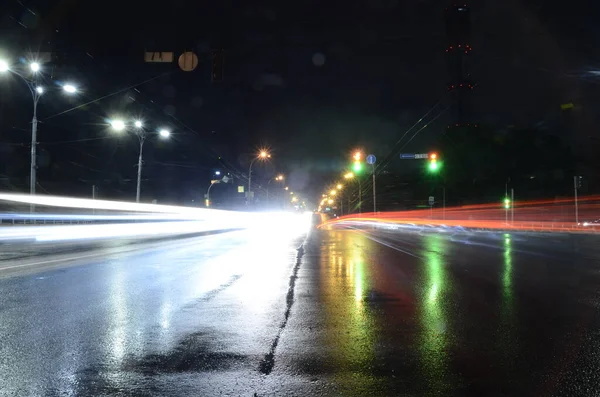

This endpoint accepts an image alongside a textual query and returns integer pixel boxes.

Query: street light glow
[215,171,221,175]
[0,60,9,72]
[344,172,354,179]
[30,62,40,72]
[258,150,271,159]
[35,86,44,94]
[330,190,337,196]
[63,84,77,93]
[336,184,343,190]
[134,120,143,128]
[159,129,170,138]
[353,151,362,161]
[276,174,284,181]
[110,120,126,131]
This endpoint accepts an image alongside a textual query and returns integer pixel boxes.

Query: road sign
[429,196,435,206]
[401,153,430,159]
[366,154,376,165]
[222,176,230,183]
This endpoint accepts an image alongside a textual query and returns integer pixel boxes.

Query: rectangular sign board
[429,196,435,206]
[144,52,175,63]
[400,153,429,159]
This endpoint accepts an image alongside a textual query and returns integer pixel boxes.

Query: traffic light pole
[511,188,514,225]
[371,163,376,213]
[358,178,362,215]
[574,176,579,225]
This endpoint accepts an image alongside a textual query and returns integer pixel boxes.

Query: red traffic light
[430,153,438,160]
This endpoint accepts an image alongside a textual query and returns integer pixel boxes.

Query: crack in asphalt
[258,244,305,375]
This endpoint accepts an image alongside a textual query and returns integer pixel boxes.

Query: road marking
[0,251,109,271]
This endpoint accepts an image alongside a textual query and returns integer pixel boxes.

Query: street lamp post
[248,150,271,203]
[111,119,170,202]
[206,180,219,207]
[344,172,361,214]
[266,174,284,205]
[0,60,77,212]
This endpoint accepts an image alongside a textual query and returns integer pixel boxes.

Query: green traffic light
[352,161,363,173]
[504,198,511,209]
[428,159,441,172]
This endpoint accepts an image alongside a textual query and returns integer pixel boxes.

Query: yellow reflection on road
[320,230,381,393]
[419,233,451,393]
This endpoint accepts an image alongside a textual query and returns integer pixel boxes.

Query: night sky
[1,0,599,205]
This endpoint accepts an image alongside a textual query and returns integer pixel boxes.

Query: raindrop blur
[191,96,204,108]
[164,105,176,116]
[163,85,176,98]
[312,53,325,67]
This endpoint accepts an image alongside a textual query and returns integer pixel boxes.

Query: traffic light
[504,198,511,209]
[352,161,363,173]
[428,152,441,173]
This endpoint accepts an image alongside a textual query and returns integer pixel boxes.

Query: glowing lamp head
[110,119,126,131]
[30,62,40,72]
[336,184,342,190]
[258,150,270,159]
[63,84,77,93]
[159,129,170,138]
[0,60,9,72]
[430,153,437,160]
[134,120,143,128]
[353,151,362,161]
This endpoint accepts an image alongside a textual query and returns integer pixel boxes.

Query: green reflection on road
[320,231,380,393]
[420,233,451,393]
[503,234,513,299]
[500,233,517,366]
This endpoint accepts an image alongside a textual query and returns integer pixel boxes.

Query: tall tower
[445,4,473,126]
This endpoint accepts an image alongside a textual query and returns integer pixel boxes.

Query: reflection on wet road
[2,221,600,395]
[279,228,600,395]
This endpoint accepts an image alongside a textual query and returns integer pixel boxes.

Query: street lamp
[110,119,170,202]
[248,149,271,203]
[267,174,284,205]
[0,59,77,211]
[344,172,362,214]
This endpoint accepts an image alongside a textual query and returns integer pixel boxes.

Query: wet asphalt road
[1,220,600,396]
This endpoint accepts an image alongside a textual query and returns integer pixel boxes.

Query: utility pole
[443,187,446,220]
[574,176,579,225]
[511,188,514,225]
[505,182,508,225]
[92,185,97,215]
[445,4,473,126]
